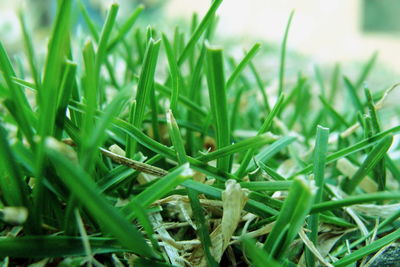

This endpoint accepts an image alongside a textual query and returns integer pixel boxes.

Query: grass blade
[205,44,231,172]
[226,43,261,90]
[305,125,329,267]
[341,135,393,194]
[278,10,294,96]
[46,139,157,258]
[177,0,222,65]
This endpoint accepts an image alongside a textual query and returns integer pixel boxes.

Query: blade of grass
[355,52,378,89]
[196,133,277,163]
[205,43,231,172]
[18,11,41,89]
[293,125,400,176]
[107,5,144,52]
[311,191,400,213]
[235,94,285,178]
[278,10,294,96]
[249,61,270,112]
[162,34,182,113]
[364,87,386,190]
[334,228,400,267]
[225,43,261,90]
[131,38,161,152]
[121,163,194,220]
[45,139,158,258]
[305,125,329,267]
[0,42,35,146]
[167,110,187,164]
[343,76,363,112]
[177,0,222,65]
[264,177,314,260]
[247,135,296,172]
[341,135,393,194]
[242,237,283,267]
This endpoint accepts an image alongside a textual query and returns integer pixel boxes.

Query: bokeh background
[1,0,399,92]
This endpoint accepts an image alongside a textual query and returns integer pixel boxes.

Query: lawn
[0,0,399,266]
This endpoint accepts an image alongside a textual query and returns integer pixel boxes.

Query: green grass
[0,0,399,266]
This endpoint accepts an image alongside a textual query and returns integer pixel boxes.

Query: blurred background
[1,0,399,91]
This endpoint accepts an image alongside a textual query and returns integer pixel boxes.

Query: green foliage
[0,0,399,265]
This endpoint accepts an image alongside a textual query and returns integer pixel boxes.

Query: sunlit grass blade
[131,38,161,152]
[305,125,329,267]
[205,43,231,172]
[177,0,222,65]
[225,43,261,90]
[107,5,144,52]
[45,139,157,258]
[278,10,294,96]
[247,136,296,172]
[341,135,393,194]
[38,0,72,137]
[78,0,100,41]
